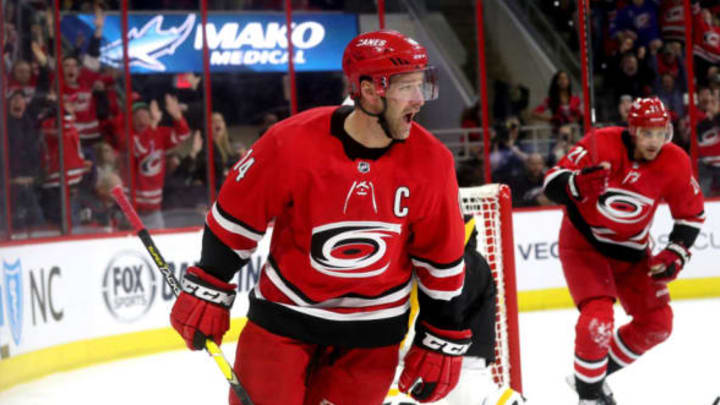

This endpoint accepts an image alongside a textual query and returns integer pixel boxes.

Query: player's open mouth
[403,113,414,123]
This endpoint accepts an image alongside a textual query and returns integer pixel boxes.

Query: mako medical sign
[61,13,357,73]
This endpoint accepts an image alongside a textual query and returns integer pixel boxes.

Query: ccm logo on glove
[421,332,471,356]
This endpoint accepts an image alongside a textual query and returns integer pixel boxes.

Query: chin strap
[355,96,395,140]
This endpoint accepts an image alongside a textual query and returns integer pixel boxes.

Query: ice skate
[566,375,616,405]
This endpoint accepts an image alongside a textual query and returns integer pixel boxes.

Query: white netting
[459,184,512,388]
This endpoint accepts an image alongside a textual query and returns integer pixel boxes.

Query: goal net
[460,184,522,392]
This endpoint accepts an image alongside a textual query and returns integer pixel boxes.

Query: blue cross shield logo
[3,259,23,346]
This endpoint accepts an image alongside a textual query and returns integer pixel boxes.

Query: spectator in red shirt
[532,70,583,133]
[659,0,686,44]
[120,94,191,229]
[692,5,720,86]
[695,89,720,196]
[59,55,107,145]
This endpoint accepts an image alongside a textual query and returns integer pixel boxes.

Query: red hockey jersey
[692,6,720,63]
[58,68,111,141]
[202,106,467,347]
[131,118,191,211]
[40,114,89,188]
[659,0,685,42]
[544,127,705,261]
[697,118,720,167]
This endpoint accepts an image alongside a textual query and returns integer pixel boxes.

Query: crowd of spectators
[4,0,720,239]
[457,67,586,208]
[0,2,271,238]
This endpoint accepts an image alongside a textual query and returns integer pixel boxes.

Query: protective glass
[385,66,439,102]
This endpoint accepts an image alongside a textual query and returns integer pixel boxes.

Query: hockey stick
[110,186,254,405]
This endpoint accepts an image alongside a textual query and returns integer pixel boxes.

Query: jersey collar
[622,129,635,161]
[330,105,395,161]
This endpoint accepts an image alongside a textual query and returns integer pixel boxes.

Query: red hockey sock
[609,305,673,373]
[573,297,614,397]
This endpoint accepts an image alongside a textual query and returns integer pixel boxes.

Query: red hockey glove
[648,243,691,283]
[170,266,236,350]
[568,165,609,203]
[398,322,472,403]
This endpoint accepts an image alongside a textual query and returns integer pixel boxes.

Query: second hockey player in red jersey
[543,97,705,404]
[170,30,472,405]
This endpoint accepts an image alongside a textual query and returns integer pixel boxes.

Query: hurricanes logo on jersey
[139,146,163,177]
[310,221,402,278]
[705,31,720,47]
[634,13,651,29]
[665,6,682,22]
[597,187,654,224]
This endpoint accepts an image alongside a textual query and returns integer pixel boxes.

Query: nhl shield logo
[3,259,23,346]
[357,161,370,173]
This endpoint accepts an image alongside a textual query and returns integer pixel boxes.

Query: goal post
[460,184,522,393]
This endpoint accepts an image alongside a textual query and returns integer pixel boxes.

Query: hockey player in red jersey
[543,97,705,404]
[169,30,472,405]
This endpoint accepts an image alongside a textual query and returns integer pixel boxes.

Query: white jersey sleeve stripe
[416,277,463,301]
[411,258,464,278]
[543,168,572,188]
[210,202,263,242]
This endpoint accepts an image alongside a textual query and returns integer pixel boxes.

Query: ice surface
[1,298,718,405]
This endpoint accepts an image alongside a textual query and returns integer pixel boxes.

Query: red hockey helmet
[627,97,673,143]
[342,30,438,101]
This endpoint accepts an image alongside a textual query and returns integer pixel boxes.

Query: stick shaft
[110,186,254,405]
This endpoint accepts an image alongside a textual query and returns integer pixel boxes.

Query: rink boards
[0,200,718,390]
